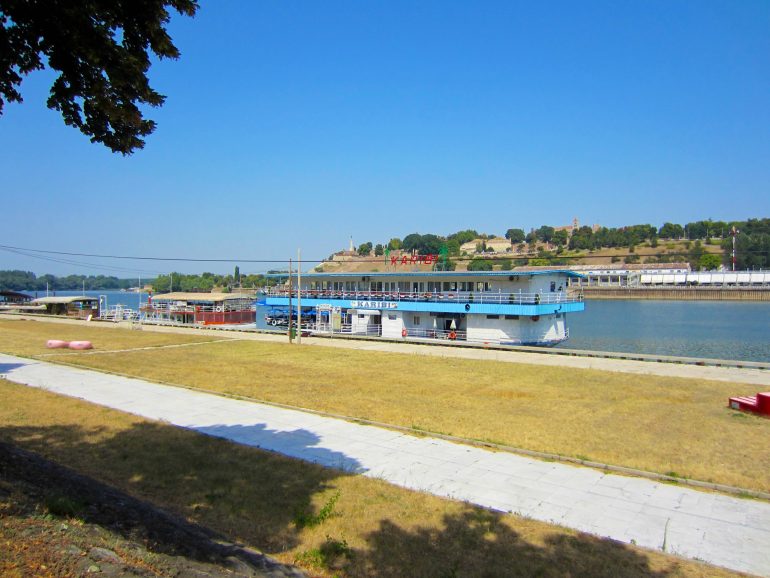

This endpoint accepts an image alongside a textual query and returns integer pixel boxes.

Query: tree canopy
[402,233,444,255]
[0,0,198,154]
[505,228,525,243]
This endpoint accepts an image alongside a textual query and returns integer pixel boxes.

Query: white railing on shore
[262,288,582,305]
[99,305,140,321]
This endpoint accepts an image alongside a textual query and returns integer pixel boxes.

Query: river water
[560,300,770,363]
[39,291,770,363]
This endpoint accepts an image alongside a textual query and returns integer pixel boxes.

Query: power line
[0,244,302,264]
[1,242,762,270]
[0,246,164,276]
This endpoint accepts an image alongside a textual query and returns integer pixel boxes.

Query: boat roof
[32,296,99,304]
[0,290,32,300]
[268,269,583,279]
[150,292,253,302]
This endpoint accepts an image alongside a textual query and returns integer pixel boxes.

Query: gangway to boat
[99,304,140,322]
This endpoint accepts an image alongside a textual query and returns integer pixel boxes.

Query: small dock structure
[31,295,100,318]
[0,291,42,312]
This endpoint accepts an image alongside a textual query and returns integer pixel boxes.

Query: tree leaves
[0,0,198,154]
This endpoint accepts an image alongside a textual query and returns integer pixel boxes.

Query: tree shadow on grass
[344,508,678,578]
[0,419,361,571]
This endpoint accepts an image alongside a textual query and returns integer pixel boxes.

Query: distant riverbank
[581,287,770,301]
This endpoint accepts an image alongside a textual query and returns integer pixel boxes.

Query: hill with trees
[343,217,769,272]
[4,219,767,288]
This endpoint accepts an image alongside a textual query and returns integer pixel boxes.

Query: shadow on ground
[0,362,28,374]
[0,419,691,577]
[194,422,366,473]
[0,419,358,572]
[349,509,675,577]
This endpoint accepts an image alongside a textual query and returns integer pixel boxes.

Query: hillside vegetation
[341,217,768,273]
[2,219,767,292]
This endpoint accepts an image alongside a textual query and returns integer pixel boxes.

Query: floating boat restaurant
[141,292,256,325]
[262,269,585,346]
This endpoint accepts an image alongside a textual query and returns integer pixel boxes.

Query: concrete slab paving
[1,352,768,576]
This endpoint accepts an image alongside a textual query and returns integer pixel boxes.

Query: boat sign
[350,300,399,309]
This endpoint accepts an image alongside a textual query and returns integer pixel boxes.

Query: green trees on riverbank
[151,272,269,293]
[0,270,275,293]
[0,271,147,292]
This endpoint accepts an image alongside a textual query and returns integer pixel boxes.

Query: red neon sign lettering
[391,254,439,266]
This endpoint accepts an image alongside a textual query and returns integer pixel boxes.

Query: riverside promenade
[1,352,768,576]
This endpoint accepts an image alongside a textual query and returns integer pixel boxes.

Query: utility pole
[297,248,302,345]
[730,226,739,271]
[288,258,293,343]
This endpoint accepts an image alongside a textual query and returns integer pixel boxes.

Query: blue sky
[1,0,768,276]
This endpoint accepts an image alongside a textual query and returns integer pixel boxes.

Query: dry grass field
[0,379,740,577]
[0,318,214,357]
[0,318,768,494]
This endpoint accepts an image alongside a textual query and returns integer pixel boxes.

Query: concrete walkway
[1,353,768,577]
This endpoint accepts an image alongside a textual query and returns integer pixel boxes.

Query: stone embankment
[582,287,770,301]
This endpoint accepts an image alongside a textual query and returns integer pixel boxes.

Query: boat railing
[143,302,251,314]
[299,322,567,346]
[262,288,582,305]
[402,327,468,341]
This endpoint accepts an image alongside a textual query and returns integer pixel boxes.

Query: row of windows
[308,281,495,292]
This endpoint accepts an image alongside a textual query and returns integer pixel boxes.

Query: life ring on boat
[46,339,69,349]
[215,306,224,312]
[68,341,93,350]
[531,315,540,322]
[449,331,457,340]
[402,328,408,338]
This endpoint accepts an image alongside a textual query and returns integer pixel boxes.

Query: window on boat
[486,315,499,319]
[550,281,556,292]
[505,315,520,320]
[413,315,420,325]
